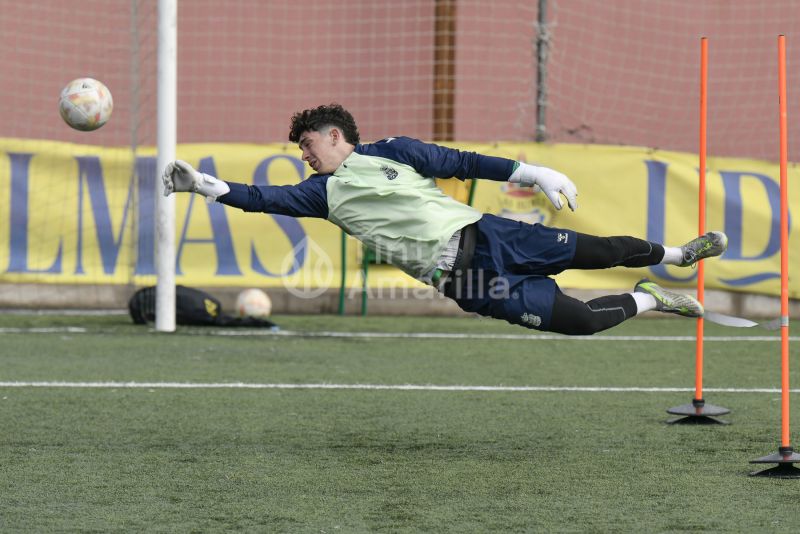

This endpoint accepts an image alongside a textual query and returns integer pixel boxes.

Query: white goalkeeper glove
[162,160,230,201]
[508,162,578,211]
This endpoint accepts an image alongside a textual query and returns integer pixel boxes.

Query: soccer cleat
[679,231,728,267]
[635,278,704,318]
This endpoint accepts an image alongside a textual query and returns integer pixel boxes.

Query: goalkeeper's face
[298,126,352,174]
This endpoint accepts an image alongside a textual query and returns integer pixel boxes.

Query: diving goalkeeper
[162,103,727,335]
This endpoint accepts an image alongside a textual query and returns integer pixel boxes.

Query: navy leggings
[547,234,664,335]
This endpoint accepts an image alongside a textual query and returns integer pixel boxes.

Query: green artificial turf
[1,313,799,532]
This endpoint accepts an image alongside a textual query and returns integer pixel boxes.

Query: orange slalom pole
[777,35,790,449]
[747,36,796,475]
[695,37,708,402]
[665,36,728,424]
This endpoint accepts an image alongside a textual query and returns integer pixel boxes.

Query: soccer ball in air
[58,78,113,131]
[235,288,272,319]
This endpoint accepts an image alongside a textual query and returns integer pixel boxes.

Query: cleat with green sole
[635,278,704,318]
[679,231,728,267]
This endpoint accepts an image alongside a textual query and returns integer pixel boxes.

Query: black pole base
[749,464,800,478]
[666,414,729,425]
[750,447,800,478]
[666,398,730,425]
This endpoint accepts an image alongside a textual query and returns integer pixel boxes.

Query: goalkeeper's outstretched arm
[361,137,577,211]
[162,159,329,218]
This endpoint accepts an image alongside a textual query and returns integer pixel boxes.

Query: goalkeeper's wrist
[509,161,533,183]
[196,173,230,201]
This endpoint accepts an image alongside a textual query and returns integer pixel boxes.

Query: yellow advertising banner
[463,142,800,297]
[1,138,798,297]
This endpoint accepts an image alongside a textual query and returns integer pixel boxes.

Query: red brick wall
[2,1,798,160]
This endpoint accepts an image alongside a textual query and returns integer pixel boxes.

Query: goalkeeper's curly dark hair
[288,103,360,145]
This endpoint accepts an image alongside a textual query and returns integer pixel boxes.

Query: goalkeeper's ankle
[630,291,657,315]
[659,246,683,265]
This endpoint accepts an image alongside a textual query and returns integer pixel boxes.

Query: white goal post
[155,0,177,332]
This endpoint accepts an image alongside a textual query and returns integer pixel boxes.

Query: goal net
[1,0,798,311]
[544,1,800,160]
[0,0,158,309]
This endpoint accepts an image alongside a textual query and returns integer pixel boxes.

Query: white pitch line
[0,326,790,342]
[0,381,797,393]
[0,327,88,334]
[182,329,793,342]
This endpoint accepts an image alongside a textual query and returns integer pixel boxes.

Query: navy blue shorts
[449,214,577,330]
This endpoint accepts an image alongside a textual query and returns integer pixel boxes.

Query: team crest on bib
[380,164,399,180]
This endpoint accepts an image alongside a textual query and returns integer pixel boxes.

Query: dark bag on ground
[128,285,277,328]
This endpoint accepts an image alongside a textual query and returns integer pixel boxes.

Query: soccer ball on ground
[235,288,272,319]
[59,77,113,131]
